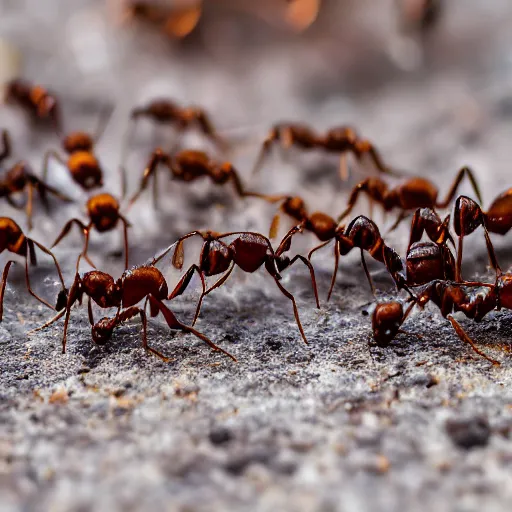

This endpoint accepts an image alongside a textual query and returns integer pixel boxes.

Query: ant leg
[42,150,66,183]
[87,297,94,325]
[192,263,235,325]
[32,176,73,209]
[356,140,397,175]
[194,110,228,153]
[93,103,114,144]
[437,166,483,208]
[52,218,89,248]
[62,274,82,353]
[167,264,207,324]
[337,179,370,223]
[151,231,205,266]
[251,128,279,176]
[0,261,15,321]
[0,129,11,163]
[23,251,54,311]
[387,210,409,234]
[26,182,34,230]
[482,226,501,276]
[360,249,376,297]
[327,241,340,302]
[271,275,308,345]
[447,314,500,365]
[307,240,332,260]
[81,228,97,269]
[119,215,131,270]
[26,309,66,334]
[285,255,320,308]
[147,295,236,361]
[31,239,66,289]
[269,214,281,240]
[339,153,349,181]
[456,236,463,282]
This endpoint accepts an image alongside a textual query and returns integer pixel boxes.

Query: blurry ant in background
[0,129,72,229]
[4,79,62,132]
[51,193,131,270]
[0,217,67,321]
[30,259,235,361]
[153,225,320,344]
[337,166,482,231]
[41,104,113,192]
[127,148,270,208]
[453,191,512,281]
[396,0,443,36]
[251,124,398,180]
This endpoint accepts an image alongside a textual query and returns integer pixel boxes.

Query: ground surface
[1,1,512,511]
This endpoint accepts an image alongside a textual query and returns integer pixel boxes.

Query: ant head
[372,302,404,348]
[282,196,308,222]
[63,131,94,154]
[55,288,68,312]
[87,193,120,232]
[30,86,57,117]
[454,195,483,236]
[91,317,113,346]
[307,212,337,242]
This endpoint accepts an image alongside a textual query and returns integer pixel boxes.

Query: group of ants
[2,78,512,366]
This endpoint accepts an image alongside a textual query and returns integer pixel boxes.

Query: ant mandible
[51,193,131,270]
[152,226,320,344]
[337,166,482,231]
[453,191,512,281]
[127,148,269,207]
[251,123,397,179]
[5,79,61,132]
[0,217,67,321]
[41,105,112,191]
[0,130,72,230]
[30,261,235,361]
[370,271,510,366]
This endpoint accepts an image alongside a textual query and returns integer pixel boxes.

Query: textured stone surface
[2,1,512,511]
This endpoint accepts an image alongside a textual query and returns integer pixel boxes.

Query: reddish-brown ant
[0,217,67,321]
[41,105,112,191]
[251,124,396,179]
[370,271,510,365]
[5,79,61,131]
[405,207,455,286]
[51,193,131,270]
[30,262,235,361]
[0,130,72,230]
[152,226,320,344]
[128,148,268,207]
[337,166,482,230]
[396,0,442,35]
[453,192,512,281]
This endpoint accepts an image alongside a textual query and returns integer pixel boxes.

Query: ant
[5,79,61,132]
[396,0,442,35]
[152,226,320,344]
[337,166,482,231]
[453,191,512,281]
[0,130,72,230]
[41,105,112,191]
[405,207,455,286]
[30,261,235,362]
[128,148,269,207]
[251,124,397,179]
[0,217,67,321]
[51,193,131,270]
[370,270,511,366]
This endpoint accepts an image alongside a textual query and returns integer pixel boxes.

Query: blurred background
[2,0,512,275]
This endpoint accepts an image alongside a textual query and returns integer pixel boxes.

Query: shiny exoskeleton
[31,264,235,361]
[252,123,396,178]
[52,193,131,269]
[5,79,61,131]
[337,166,482,231]
[0,217,66,320]
[128,148,268,207]
[371,273,512,365]
[153,227,320,344]
[454,191,512,280]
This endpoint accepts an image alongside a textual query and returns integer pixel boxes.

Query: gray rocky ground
[1,1,512,510]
